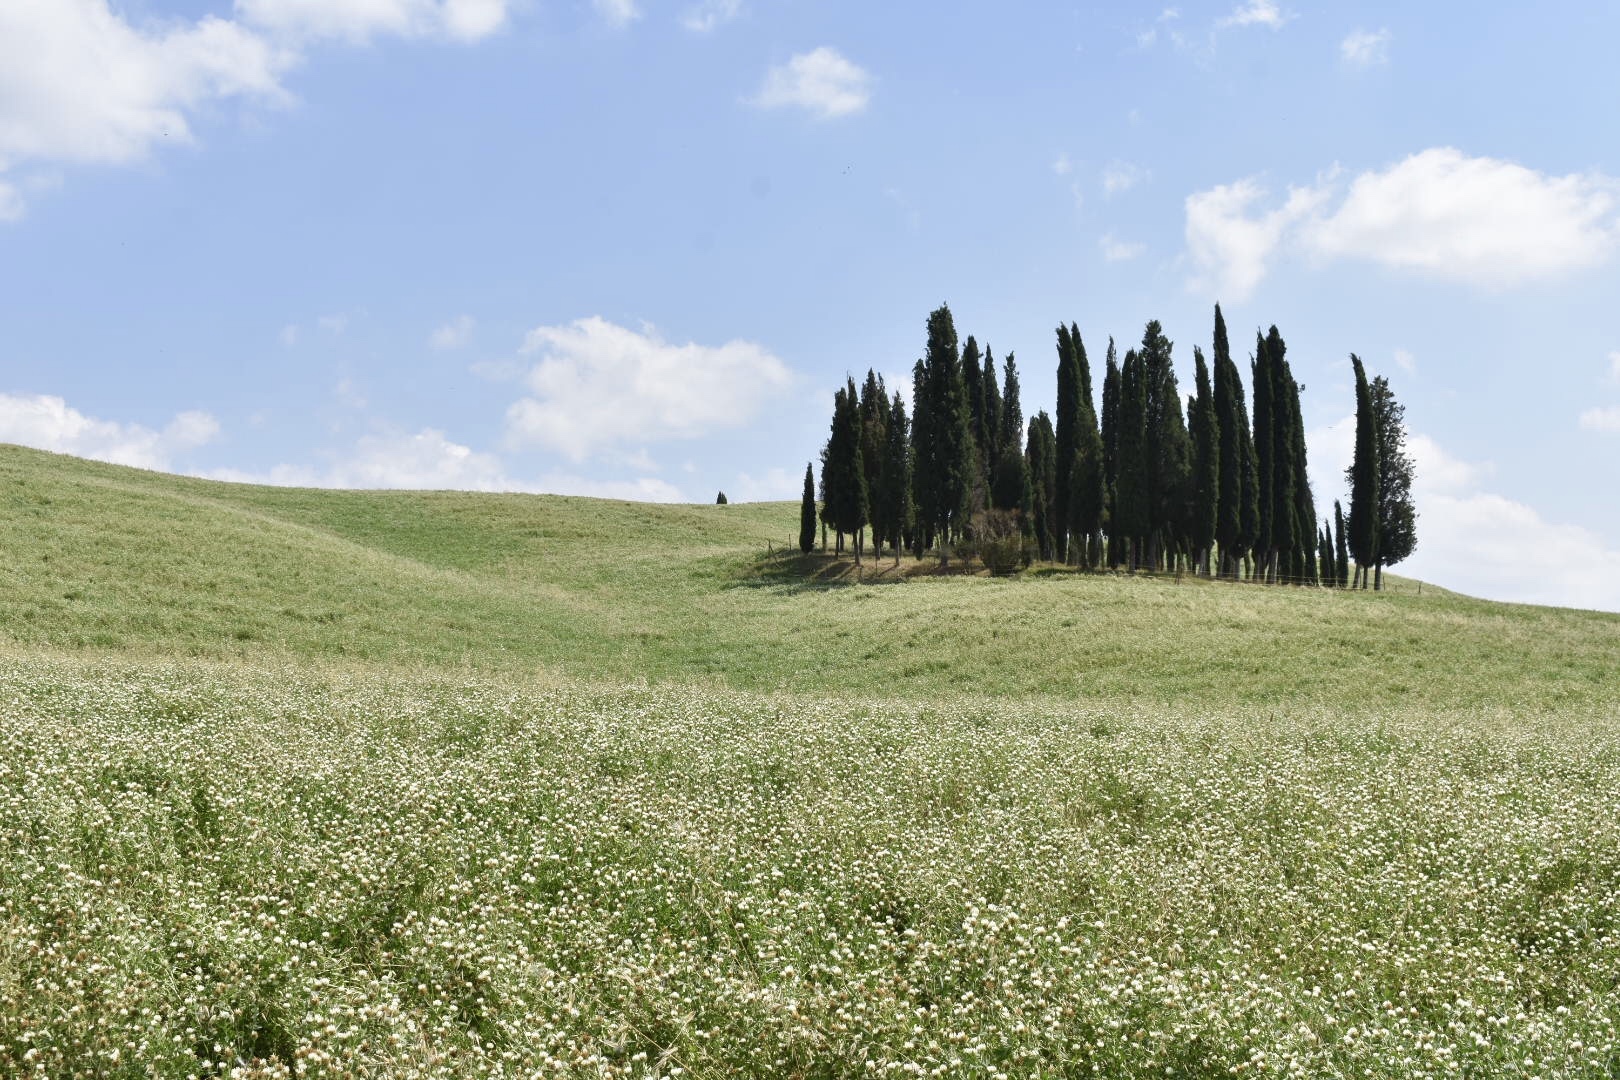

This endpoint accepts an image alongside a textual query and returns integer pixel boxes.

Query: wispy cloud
[750,47,871,120]
[1102,161,1148,196]
[1580,407,1620,433]
[430,315,475,350]
[1218,0,1289,29]
[1341,27,1391,67]
[681,0,741,33]
[592,0,640,29]
[1099,234,1145,262]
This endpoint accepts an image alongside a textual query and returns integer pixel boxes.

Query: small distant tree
[798,464,817,554]
[1334,500,1351,588]
[715,491,727,505]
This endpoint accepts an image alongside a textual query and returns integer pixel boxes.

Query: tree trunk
[1374,562,1383,591]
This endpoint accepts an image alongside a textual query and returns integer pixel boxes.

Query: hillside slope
[2,443,1616,711]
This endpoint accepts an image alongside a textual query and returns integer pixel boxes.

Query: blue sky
[2,1,1618,610]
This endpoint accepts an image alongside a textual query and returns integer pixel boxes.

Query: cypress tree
[1114,349,1148,569]
[909,359,934,555]
[1211,306,1255,578]
[1346,354,1381,589]
[1334,500,1351,588]
[1252,332,1275,579]
[1369,375,1418,589]
[982,346,1003,471]
[1053,324,1080,564]
[992,354,1031,518]
[921,304,975,561]
[1069,327,1105,569]
[858,370,889,557]
[825,378,869,564]
[1100,340,1122,567]
[1190,345,1220,575]
[1140,321,1191,572]
[882,390,913,566]
[1265,327,1299,582]
[716,491,727,504]
[1027,411,1058,562]
[799,464,817,554]
[1319,524,1335,587]
[963,336,988,510]
[1285,356,1316,585]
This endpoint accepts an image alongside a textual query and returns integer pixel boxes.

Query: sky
[2,1,1618,611]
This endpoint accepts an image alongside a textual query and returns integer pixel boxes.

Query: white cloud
[505,316,794,462]
[1608,351,1620,383]
[0,393,219,471]
[1185,149,1620,300]
[1099,234,1145,262]
[317,313,349,334]
[430,315,475,350]
[592,0,640,29]
[1394,348,1416,374]
[1102,161,1147,196]
[1184,176,1332,301]
[235,0,511,43]
[1579,407,1620,433]
[1051,153,1072,177]
[681,0,741,33]
[751,47,871,120]
[0,1,290,215]
[1309,413,1620,612]
[1218,0,1288,29]
[729,467,798,502]
[1341,27,1390,67]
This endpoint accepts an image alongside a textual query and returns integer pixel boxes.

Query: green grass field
[2,443,1619,1077]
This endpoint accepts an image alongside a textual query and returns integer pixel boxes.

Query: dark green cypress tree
[1334,500,1351,588]
[1190,345,1220,575]
[1053,324,1080,564]
[883,390,913,566]
[1211,308,1257,578]
[1251,332,1275,579]
[1369,375,1417,589]
[922,304,975,561]
[1318,525,1334,587]
[1114,349,1148,568]
[1100,340,1122,566]
[799,463,817,554]
[909,359,934,555]
[982,345,1003,471]
[858,370,889,557]
[1027,411,1058,561]
[1346,355,1381,588]
[1265,327,1298,582]
[1285,357,1316,585]
[1139,321,1192,572]
[1069,327,1105,569]
[963,335,988,511]
[825,378,869,564]
[991,353,1030,517]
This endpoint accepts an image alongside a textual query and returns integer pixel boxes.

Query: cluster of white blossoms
[2,656,1619,1077]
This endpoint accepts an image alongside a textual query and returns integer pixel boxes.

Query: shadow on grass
[728,550,927,592]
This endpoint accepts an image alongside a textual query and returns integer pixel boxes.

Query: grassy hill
[1,443,1615,711]
[4,442,1620,1078]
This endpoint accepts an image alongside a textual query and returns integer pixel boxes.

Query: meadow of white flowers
[3,655,1619,1077]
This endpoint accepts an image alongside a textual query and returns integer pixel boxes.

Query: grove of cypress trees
[1346,354,1381,589]
[824,378,869,564]
[800,463,816,553]
[1190,345,1219,575]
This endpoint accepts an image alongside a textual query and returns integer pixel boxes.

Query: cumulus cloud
[1099,234,1146,262]
[1184,177,1332,301]
[235,0,512,43]
[505,317,795,462]
[430,315,475,350]
[1579,407,1620,433]
[0,0,290,214]
[750,47,871,120]
[1341,27,1391,67]
[681,0,741,33]
[0,393,219,471]
[1218,0,1288,29]
[1309,412,1620,612]
[1185,148,1620,300]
